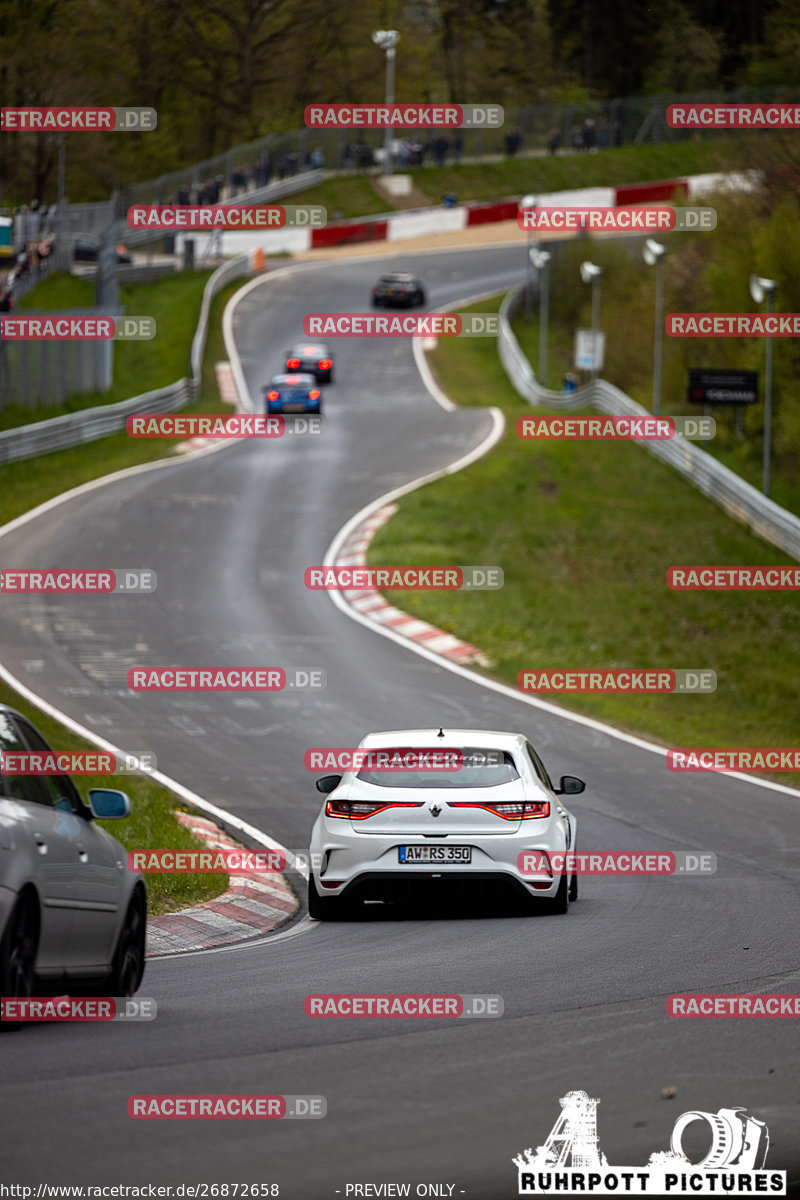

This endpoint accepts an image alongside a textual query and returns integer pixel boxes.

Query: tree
[643,1,723,94]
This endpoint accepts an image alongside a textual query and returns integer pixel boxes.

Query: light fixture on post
[643,239,667,417]
[529,246,551,385]
[749,273,777,497]
[579,261,603,381]
[371,30,400,176]
[519,194,538,319]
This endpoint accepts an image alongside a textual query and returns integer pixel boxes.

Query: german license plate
[283,403,305,412]
[398,845,471,864]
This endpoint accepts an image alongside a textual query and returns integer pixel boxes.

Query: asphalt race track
[1,246,799,1197]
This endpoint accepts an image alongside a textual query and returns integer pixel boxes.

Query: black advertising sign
[688,368,759,405]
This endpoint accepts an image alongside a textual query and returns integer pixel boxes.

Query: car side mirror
[316,774,342,794]
[554,775,585,795]
[88,788,131,819]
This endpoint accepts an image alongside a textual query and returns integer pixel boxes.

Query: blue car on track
[263,373,322,416]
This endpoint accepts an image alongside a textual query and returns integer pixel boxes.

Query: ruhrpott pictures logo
[513,1090,784,1195]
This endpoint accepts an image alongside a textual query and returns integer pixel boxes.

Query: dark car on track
[263,373,322,415]
[73,236,132,264]
[284,342,334,384]
[371,273,426,309]
[0,705,146,1024]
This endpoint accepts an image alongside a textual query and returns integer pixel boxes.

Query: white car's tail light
[325,799,423,821]
[446,800,550,820]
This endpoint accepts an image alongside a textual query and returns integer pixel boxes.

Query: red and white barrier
[172,172,754,257]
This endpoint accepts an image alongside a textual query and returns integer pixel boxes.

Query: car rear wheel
[531,872,568,916]
[416,290,426,306]
[0,892,38,1032]
[308,876,353,921]
[109,890,146,997]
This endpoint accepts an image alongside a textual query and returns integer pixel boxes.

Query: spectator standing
[505,126,522,156]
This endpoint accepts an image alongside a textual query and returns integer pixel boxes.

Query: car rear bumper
[309,829,567,900]
[267,403,321,414]
[318,870,555,904]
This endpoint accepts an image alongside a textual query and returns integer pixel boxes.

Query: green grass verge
[0,276,258,911]
[513,309,800,513]
[511,207,800,519]
[290,138,755,216]
[1,269,215,430]
[406,138,748,205]
[367,295,800,786]
[281,175,399,220]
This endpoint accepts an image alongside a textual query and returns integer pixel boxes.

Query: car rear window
[356,747,519,789]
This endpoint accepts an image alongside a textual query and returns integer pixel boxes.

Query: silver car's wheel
[109,891,146,997]
[0,893,38,1032]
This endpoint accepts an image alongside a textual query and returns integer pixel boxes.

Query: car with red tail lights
[307,728,583,919]
[283,342,334,383]
[263,373,322,415]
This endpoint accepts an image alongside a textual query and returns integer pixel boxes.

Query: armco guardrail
[123,170,324,248]
[498,287,800,563]
[0,253,253,465]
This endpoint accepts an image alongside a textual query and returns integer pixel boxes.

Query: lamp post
[643,239,667,417]
[520,193,538,318]
[530,246,551,385]
[749,273,777,497]
[579,261,603,380]
[372,30,400,176]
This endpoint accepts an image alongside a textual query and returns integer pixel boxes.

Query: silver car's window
[0,713,53,807]
[356,747,519,789]
[16,718,83,813]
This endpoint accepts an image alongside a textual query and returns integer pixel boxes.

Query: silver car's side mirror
[88,789,131,819]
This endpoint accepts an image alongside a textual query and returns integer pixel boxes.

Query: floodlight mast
[749,273,777,495]
[372,30,400,176]
[643,240,667,415]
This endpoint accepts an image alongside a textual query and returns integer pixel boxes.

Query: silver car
[0,704,146,1025]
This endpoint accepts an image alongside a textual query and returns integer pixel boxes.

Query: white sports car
[308,728,584,919]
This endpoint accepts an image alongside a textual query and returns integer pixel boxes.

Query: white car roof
[357,728,528,751]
